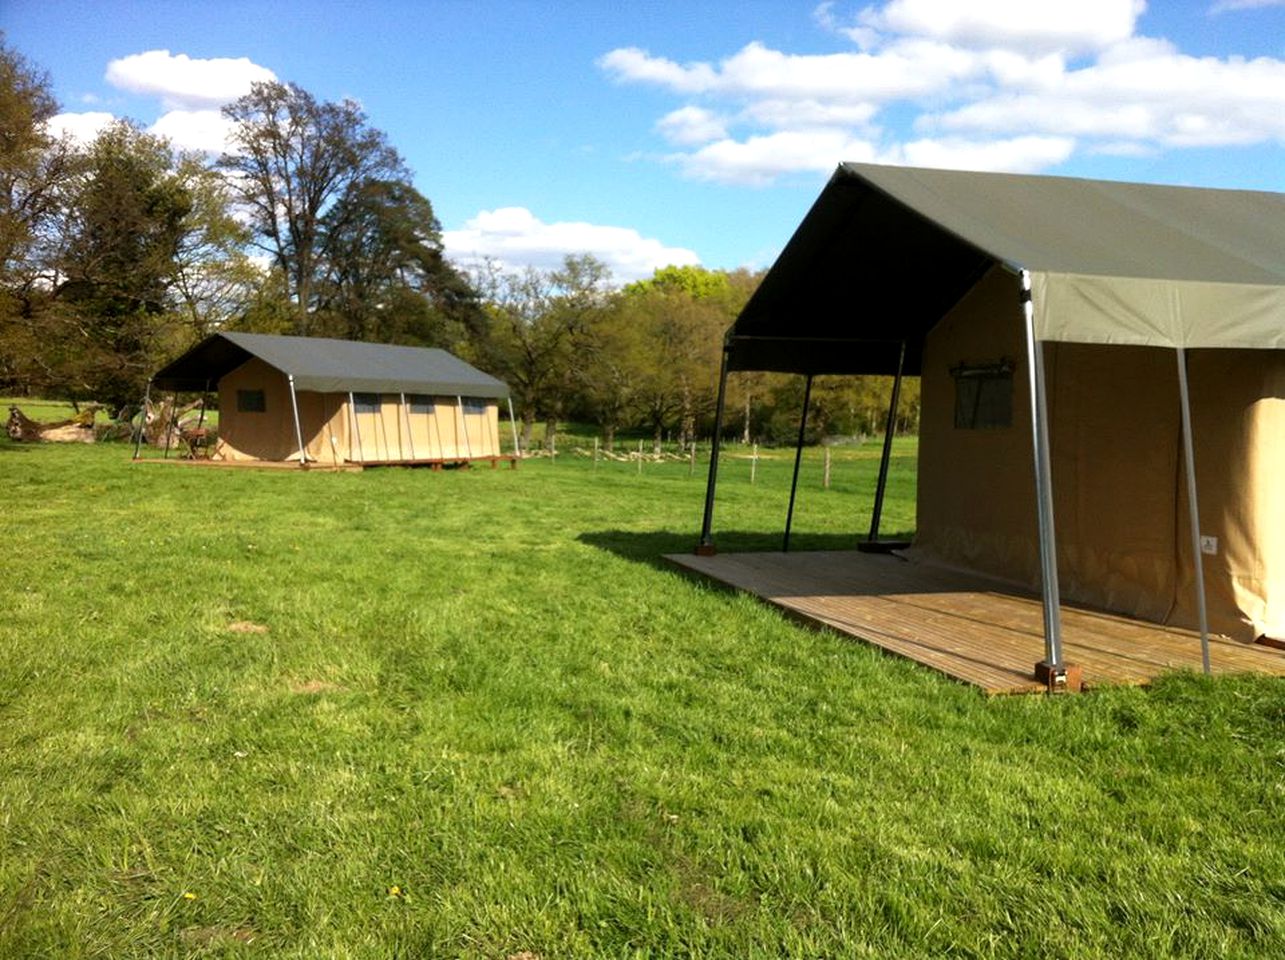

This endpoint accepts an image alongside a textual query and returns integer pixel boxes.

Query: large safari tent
[681,163,1284,691]
[146,332,514,467]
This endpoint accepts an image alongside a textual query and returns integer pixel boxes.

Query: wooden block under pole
[1034,660,1083,693]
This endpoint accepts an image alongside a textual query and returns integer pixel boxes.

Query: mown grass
[2,432,1284,958]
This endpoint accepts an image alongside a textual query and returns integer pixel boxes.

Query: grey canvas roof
[730,163,1285,376]
[152,332,509,397]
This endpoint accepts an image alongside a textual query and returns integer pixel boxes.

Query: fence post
[637,439,643,474]
[594,436,600,468]
[751,443,758,484]
[688,441,696,477]
[824,446,832,489]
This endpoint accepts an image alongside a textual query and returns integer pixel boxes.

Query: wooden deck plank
[665,550,1285,695]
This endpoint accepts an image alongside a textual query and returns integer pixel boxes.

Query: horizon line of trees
[0,37,919,447]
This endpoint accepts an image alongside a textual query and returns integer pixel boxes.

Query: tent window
[353,392,382,414]
[236,389,266,413]
[462,398,488,415]
[952,360,1013,429]
[408,394,436,415]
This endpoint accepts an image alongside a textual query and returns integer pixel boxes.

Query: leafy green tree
[0,38,75,396]
[0,36,59,278]
[220,81,407,334]
[170,155,257,339]
[478,254,612,449]
[45,122,192,408]
[315,178,484,349]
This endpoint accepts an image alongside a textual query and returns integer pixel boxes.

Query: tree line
[0,38,918,447]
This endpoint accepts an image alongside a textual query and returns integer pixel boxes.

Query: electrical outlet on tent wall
[1200,535,1219,556]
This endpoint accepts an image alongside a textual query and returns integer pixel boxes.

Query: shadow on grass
[577,528,916,574]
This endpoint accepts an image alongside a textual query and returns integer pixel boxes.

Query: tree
[45,122,192,408]
[315,178,484,350]
[0,38,75,396]
[0,36,59,278]
[477,254,613,449]
[220,81,408,334]
[169,155,257,339]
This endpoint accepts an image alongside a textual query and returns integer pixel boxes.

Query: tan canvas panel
[1172,351,1285,641]
[343,395,501,462]
[215,358,301,462]
[913,267,1041,587]
[914,266,1282,643]
[1033,272,1285,350]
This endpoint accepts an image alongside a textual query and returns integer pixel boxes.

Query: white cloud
[148,109,238,154]
[656,106,728,145]
[895,135,1076,172]
[931,45,1285,147]
[1210,0,1285,11]
[105,50,275,110]
[601,40,984,103]
[671,130,879,185]
[602,2,1285,184]
[44,111,118,144]
[858,0,1145,55]
[443,207,700,282]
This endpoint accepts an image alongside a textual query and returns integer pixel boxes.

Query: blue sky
[6,0,1285,281]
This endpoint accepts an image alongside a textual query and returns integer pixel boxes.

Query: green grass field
[2,427,1284,958]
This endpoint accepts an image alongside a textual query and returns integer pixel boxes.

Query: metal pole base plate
[1035,661,1083,693]
[695,543,717,557]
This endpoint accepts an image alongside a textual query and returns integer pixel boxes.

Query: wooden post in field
[688,441,696,477]
[594,436,600,468]
[751,443,758,484]
[637,439,643,474]
[824,446,832,489]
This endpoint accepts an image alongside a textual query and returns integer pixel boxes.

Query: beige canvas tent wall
[697,163,1285,653]
[916,266,1283,642]
[149,333,510,466]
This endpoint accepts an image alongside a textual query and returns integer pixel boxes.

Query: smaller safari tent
[694,163,1285,681]
[147,332,513,466]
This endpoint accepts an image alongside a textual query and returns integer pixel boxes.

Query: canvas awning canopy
[730,163,1285,376]
[151,331,510,398]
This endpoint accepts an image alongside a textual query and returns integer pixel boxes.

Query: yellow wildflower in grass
[182,892,197,900]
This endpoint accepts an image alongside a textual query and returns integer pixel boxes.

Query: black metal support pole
[783,373,813,553]
[161,392,178,459]
[868,341,905,542]
[195,380,209,431]
[131,380,152,460]
[697,346,731,554]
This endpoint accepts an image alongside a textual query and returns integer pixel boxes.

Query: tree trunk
[603,423,616,450]
[742,392,751,445]
[6,405,98,443]
[544,417,558,452]
[521,407,535,450]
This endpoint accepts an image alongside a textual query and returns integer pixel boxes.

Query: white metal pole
[507,397,520,457]
[456,395,473,459]
[132,379,152,459]
[287,374,307,466]
[1176,348,1212,675]
[1021,269,1064,669]
[400,392,416,462]
[348,391,365,463]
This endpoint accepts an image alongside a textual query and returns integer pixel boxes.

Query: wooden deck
[665,550,1285,694]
